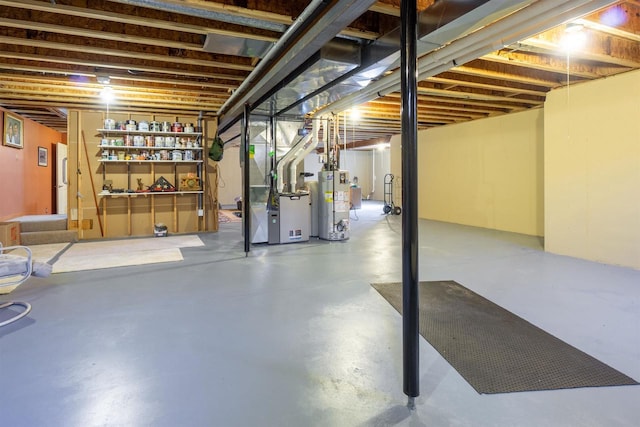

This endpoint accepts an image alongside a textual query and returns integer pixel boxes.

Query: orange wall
[0,108,66,221]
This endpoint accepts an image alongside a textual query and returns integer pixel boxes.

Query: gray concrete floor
[1,201,639,426]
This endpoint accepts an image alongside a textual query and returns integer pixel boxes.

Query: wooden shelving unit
[97,127,206,237]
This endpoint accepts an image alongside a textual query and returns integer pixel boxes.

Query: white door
[56,142,68,214]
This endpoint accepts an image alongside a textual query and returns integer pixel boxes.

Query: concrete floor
[1,201,639,426]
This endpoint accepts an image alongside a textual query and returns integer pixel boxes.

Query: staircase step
[20,230,78,246]
[18,218,68,233]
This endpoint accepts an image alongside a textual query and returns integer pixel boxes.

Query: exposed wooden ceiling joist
[0,0,636,146]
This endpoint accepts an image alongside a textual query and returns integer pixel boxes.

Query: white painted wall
[303,151,323,183]
[371,148,391,201]
[216,145,242,207]
[390,134,402,208]
[340,149,390,201]
[392,109,544,236]
[303,148,390,201]
[544,69,640,269]
[337,150,372,195]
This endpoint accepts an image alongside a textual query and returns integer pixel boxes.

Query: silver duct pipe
[217,0,331,120]
[218,0,378,130]
[322,0,616,115]
[276,132,313,193]
[107,0,286,32]
[270,0,509,119]
[274,0,533,119]
[289,121,321,191]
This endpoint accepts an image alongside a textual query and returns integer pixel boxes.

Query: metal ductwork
[222,0,535,131]
[319,0,616,116]
[203,34,274,59]
[252,39,361,117]
[279,0,515,118]
[219,0,610,144]
[276,132,313,193]
[218,0,379,133]
[107,0,286,32]
[292,0,535,119]
[218,0,500,143]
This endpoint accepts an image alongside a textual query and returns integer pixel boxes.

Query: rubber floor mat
[372,280,639,394]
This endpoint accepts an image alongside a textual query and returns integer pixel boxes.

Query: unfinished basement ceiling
[0,0,638,147]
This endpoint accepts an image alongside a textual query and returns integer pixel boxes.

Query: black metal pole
[270,115,276,190]
[243,103,251,255]
[400,0,419,408]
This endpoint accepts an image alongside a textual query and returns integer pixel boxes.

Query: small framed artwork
[3,112,24,149]
[38,146,48,167]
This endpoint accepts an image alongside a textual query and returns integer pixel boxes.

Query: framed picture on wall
[38,146,48,167]
[3,112,24,149]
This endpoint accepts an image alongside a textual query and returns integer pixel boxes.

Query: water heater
[317,170,350,241]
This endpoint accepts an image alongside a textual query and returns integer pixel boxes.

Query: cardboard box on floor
[0,222,21,247]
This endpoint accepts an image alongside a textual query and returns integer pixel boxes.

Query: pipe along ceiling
[218,0,617,144]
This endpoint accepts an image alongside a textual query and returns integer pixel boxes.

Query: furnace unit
[268,192,310,244]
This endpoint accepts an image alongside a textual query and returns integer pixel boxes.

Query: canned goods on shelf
[171,122,183,132]
[133,135,145,147]
[138,121,149,131]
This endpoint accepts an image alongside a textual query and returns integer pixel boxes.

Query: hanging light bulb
[100,86,114,103]
[560,23,586,52]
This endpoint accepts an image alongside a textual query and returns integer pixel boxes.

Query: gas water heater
[317,170,350,241]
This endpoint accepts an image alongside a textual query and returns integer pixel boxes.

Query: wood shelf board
[97,129,202,136]
[99,160,203,163]
[98,191,203,197]
[98,145,203,150]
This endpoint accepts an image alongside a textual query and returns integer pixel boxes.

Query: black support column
[243,103,251,255]
[400,0,420,408]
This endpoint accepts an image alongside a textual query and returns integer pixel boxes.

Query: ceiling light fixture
[560,23,586,52]
[96,75,111,85]
[100,86,114,103]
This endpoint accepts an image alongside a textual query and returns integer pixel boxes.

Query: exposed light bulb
[560,23,586,52]
[100,86,114,103]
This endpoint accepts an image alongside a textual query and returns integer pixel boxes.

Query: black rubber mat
[372,280,639,394]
